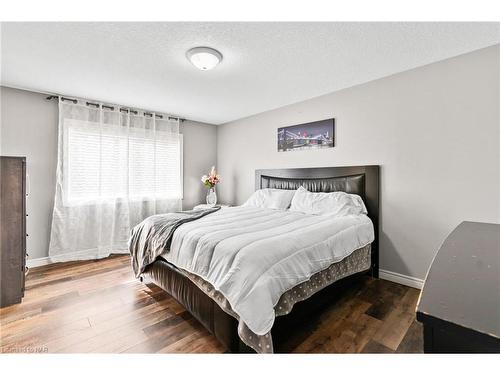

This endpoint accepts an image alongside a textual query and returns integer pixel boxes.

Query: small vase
[206,187,217,206]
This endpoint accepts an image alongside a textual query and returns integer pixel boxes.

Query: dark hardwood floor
[0,255,423,353]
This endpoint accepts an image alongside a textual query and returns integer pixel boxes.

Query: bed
[138,165,379,353]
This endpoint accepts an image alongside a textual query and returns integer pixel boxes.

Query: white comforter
[162,206,374,335]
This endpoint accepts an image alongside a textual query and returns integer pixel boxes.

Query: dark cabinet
[0,156,27,307]
[417,222,500,353]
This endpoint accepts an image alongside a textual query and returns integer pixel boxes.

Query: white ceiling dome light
[186,46,223,71]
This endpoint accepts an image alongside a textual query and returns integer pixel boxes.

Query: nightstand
[193,204,231,210]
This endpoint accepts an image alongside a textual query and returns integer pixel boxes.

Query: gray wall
[216,45,500,280]
[1,87,58,262]
[181,119,218,209]
[0,86,217,260]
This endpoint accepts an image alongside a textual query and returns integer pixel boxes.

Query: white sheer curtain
[49,98,182,262]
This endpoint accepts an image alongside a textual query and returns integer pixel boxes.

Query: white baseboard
[27,248,130,269]
[379,269,424,289]
[26,256,53,268]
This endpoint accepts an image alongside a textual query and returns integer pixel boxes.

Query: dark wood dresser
[417,221,500,353]
[0,156,27,307]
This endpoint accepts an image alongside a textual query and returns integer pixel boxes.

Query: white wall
[0,86,217,261]
[216,45,500,281]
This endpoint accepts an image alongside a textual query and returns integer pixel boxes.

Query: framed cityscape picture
[277,118,335,152]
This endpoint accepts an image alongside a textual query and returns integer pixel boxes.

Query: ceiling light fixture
[186,46,223,71]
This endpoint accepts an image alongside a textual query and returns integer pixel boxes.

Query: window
[63,118,182,205]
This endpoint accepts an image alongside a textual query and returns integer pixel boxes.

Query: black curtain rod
[47,95,77,104]
[45,95,185,122]
[119,108,138,115]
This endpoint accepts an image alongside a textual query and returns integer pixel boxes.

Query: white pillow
[290,186,367,216]
[243,188,296,210]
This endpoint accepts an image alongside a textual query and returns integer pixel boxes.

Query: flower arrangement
[201,166,220,189]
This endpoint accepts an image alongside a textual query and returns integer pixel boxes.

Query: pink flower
[201,167,221,188]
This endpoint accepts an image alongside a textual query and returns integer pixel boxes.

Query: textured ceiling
[1,22,499,124]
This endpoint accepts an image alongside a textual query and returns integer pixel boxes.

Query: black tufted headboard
[255,166,379,278]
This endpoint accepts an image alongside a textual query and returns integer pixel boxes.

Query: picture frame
[277,118,335,152]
